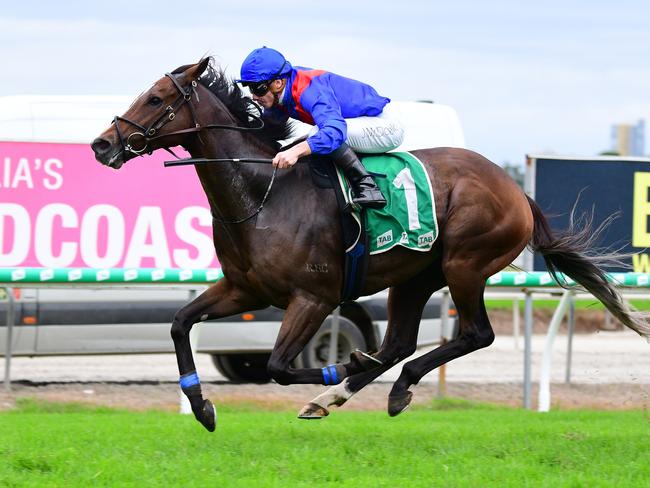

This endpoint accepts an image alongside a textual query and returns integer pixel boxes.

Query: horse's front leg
[266,293,341,385]
[171,277,265,432]
[267,293,380,385]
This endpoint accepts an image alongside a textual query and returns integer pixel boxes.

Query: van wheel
[211,353,272,383]
[295,316,367,369]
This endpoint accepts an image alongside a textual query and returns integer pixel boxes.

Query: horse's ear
[184,57,211,81]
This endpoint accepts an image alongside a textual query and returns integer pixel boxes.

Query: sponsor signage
[0,141,219,269]
[530,156,650,272]
[376,229,393,248]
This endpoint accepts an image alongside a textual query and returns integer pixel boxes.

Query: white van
[0,95,462,382]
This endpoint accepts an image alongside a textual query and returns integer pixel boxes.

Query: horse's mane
[171,58,293,150]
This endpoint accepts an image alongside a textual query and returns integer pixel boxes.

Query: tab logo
[418,231,434,247]
[124,269,138,281]
[540,273,552,285]
[489,273,502,284]
[40,269,55,281]
[377,229,393,247]
[96,269,110,281]
[68,269,83,281]
[514,273,527,285]
[206,270,221,281]
[11,269,26,281]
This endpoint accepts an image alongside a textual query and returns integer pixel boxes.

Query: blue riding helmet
[238,47,293,83]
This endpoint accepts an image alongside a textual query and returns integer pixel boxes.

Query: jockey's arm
[272,141,312,169]
[273,93,345,169]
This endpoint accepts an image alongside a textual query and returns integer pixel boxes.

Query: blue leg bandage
[321,365,339,385]
[180,371,201,389]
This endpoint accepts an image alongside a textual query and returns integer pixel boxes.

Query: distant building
[611,119,645,156]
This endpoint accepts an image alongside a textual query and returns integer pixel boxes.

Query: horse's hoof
[298,402,330,419]
[388,390,413,417]
[198,399,217,432]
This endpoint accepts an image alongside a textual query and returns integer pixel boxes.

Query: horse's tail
[526,195,650,339]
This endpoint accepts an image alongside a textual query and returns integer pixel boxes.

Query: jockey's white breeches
[308,104,405,153]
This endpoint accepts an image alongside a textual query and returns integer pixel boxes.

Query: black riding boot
[331,143,386,209]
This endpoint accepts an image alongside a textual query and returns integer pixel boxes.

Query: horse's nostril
[91,137,112,155]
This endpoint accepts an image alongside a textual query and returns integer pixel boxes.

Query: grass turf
[1,399,649,487]
[485,298,650,311]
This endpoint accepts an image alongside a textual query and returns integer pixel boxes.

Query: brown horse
[91,58,650,432]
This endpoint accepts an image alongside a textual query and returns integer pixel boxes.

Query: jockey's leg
[332,109,404,208]
[345,110,405,154]
[305,109,404,154]
[330,143,387,209]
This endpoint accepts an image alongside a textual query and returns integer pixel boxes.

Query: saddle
[306,149,440,302]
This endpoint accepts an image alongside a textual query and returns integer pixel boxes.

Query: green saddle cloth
[337,152,439,254]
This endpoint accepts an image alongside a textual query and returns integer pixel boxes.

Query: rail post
[513,297,520,350]
[328,307,341,366]
[3,287,15,391]
[438,289,451,398]
[523,289,533,409]
[538,289,573,412]
[565,294,575,384]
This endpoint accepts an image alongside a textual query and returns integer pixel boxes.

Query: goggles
[247,81,271,97]
[243,60,288,97]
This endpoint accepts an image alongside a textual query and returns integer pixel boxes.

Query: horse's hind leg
[387,272,493,416]
[299,265,446,418]
[385,171,533,416]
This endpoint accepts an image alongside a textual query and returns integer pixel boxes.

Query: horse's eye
[148,96,163,106]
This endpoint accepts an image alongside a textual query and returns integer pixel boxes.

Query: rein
[210,166,278,225]
[164,157,273,167]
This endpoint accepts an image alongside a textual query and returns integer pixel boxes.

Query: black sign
[530,156,650,272]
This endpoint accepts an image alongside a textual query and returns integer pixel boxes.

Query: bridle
[112,72,265,158]
[111,70,277,225]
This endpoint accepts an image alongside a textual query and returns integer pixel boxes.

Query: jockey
[237,46,404,209]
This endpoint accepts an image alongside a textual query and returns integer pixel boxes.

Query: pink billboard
[0,141,219,269]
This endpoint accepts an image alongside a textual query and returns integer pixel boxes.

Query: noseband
[112,72,264,157]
